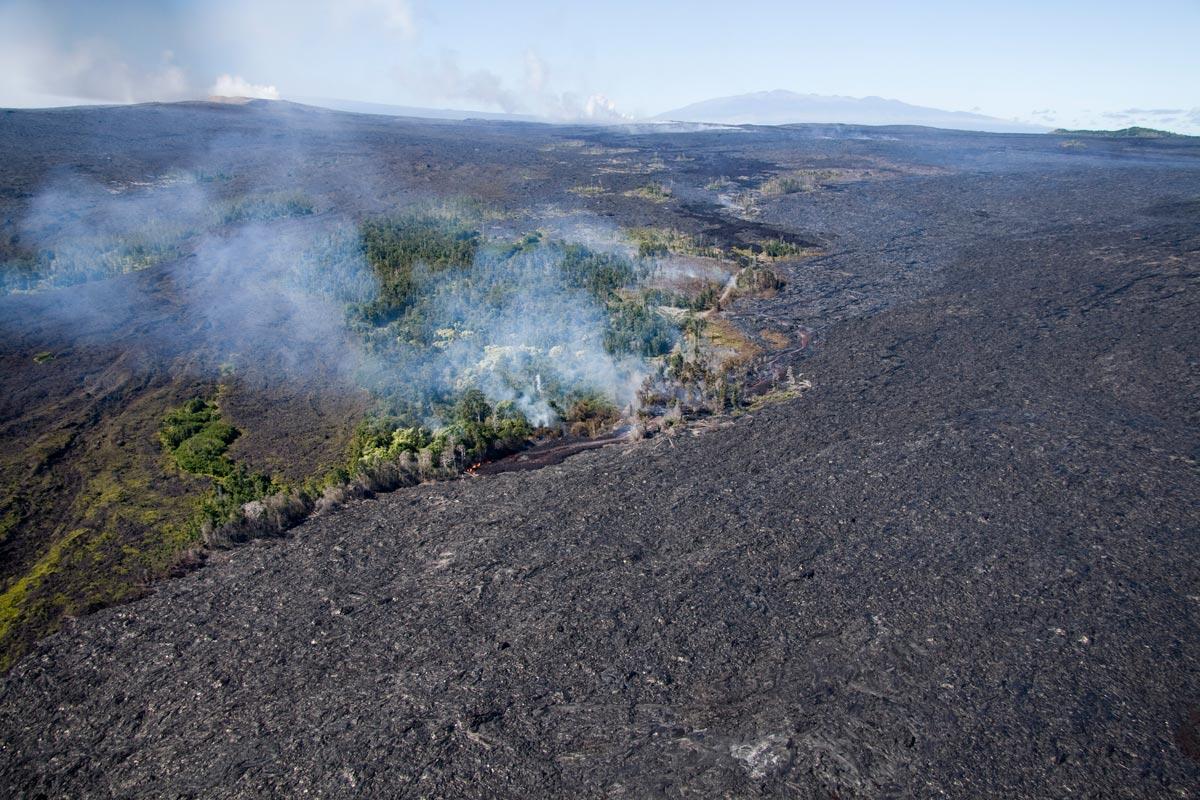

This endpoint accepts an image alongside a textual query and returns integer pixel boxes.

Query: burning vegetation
[87,205,806,570]
[0,123,822,670]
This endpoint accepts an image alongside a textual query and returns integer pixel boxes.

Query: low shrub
[736,266,785,295]
[220,192,314,225]
[160,396,283,536]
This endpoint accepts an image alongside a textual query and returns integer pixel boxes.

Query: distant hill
[656,90,1046,133]
[294,96,545,123]
[260,92,1048,134]
[1052,126,1192,139]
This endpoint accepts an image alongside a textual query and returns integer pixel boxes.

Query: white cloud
[370,0,416,37]
[338,0,415,38]
[210,74,281,100]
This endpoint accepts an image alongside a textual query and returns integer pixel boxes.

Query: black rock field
[0,103,1198,797]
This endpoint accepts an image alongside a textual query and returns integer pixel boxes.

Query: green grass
[0,529,89,671]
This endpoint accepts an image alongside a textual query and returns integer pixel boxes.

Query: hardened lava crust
[1,103,1199,797]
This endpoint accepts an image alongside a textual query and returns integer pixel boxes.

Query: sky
[0,0,1197,133]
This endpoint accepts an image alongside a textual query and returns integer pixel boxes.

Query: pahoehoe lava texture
[1,117,1199,797]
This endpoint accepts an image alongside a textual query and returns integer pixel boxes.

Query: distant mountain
[656,90,1046,133]
[264,92,1048,133]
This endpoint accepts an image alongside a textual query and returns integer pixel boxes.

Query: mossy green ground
[0,383,209,671]
[0,369,362,671]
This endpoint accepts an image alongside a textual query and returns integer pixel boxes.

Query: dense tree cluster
[159,398,280,530]
[356,215,480,323]
[557,243,639,299]
[602,298,677,358]
[349,215,678,428]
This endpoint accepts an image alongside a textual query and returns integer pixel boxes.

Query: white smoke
[584,93,631,121]
[421,246,648,424]
[0,4,191,107]
[395,48,631,122]
[524,50,548,94]
[210,74,281,100]
[5,163,651,429]
[397,50,522,113]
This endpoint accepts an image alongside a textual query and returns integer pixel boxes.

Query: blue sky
[1,0,1197,132]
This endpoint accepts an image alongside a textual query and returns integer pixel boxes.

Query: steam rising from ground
[16,173,209,287]
[209,75,280,100]
[5,171,650,429]
[398,49,632,122]
[418,247,645,424]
